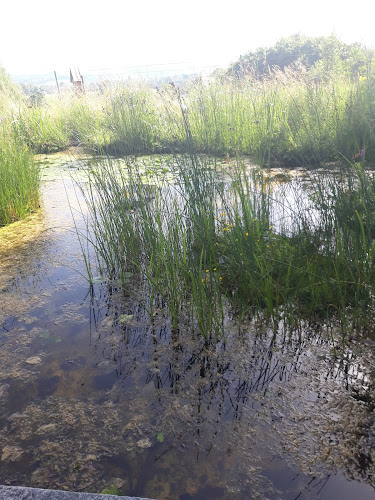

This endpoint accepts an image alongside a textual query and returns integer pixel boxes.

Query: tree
[228,34,372,79]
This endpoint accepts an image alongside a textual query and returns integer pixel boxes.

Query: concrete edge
[0,485,155,500]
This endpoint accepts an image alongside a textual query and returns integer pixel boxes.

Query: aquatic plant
[0,66,41,226]
[78,139,375,341]
[100,485,123,495]
[0,125,40,226]
[102,69,373,166]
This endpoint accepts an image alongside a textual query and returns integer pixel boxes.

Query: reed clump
[0,67,40,226]
[77,71,375,340]
[79,141,375,341]
[15,68,375,169]
[0,124,40,226]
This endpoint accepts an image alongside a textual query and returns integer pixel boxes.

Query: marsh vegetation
[78,152,375,342]
[1,34,375,498]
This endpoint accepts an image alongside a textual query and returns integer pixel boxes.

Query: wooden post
[54,71,60,93]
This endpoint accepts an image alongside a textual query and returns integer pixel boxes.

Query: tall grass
[11,92,108,154]
[0,125,40,226]
[178,71,375,166]
[3,62,375,336]
[15,69,375,168]
[78,136,375,341]
[0,67,40,226]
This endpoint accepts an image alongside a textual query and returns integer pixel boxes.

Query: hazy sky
[1,0,374,75]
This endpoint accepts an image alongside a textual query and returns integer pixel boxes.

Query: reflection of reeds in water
[88,282,375,495]
[78,148,375,341]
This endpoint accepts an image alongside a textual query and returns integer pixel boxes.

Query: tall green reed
[96,71,375,166]
[69,69,375,340]
[9,68,374,169]
[79,146,375,341]
[0,124,40,226]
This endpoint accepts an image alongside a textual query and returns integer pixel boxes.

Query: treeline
[227,34,374,79]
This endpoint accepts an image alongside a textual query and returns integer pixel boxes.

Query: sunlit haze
[1,0,374,76]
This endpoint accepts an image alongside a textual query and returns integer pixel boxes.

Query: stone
[136,438,152,449]
[25,356,42,365]
[0,485,155,499]
[1,446,23,462]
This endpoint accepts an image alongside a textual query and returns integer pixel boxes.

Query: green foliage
[102,83,166,155]
[229,34,322,76]
[79,145,375,340]
[228,34,372,80]
[156,432,164,443]
[0,125,40,226]
[3,58,374,167]
[0,66,40,226]
[100,485,123,496]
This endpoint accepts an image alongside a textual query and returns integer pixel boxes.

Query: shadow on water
[0,152,374,499]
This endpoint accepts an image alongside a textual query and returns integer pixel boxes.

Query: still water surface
[0,153,374,499]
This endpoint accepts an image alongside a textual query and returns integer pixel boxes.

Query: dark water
[0,153,374,499]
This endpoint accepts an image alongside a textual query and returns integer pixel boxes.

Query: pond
[0,152,375,499]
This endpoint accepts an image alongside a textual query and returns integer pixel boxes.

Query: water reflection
[0,154,374,499]
[89,282,375,498]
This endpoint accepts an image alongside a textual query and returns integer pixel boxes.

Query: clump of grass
[52,66,375,340]
[12,92,104,154]
[0,125,40,226]
[101,82,168,155]
[89,70,374,167]
[79,145,375,342]
[0,65,40,226]
[10,67,374,167]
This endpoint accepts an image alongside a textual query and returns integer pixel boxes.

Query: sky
[1,0,374,77]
